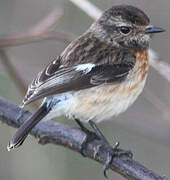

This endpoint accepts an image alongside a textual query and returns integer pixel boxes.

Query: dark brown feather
[22,31,137,106]
[7,103,49,150]
[23,62,135,105]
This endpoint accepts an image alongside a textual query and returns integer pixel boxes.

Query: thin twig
[0,9,74,109]
[0,8,74,49]
[0,4,168,179]
[28,8,63,35]
[69,0,101,20]
[148,49,170,83]
[0,31,74,49]
[0,97,167,180]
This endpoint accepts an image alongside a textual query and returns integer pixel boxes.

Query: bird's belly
[44,50,148,123]
[67,75,147,123]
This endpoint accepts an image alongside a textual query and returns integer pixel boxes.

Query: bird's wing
[22,57,135,106]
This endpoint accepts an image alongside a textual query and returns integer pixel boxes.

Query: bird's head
[90,5,165,50]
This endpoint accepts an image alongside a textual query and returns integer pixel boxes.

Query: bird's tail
[7,103,50,151]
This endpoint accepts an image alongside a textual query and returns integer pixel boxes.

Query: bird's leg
[88,120,133,178]
[74,118,89,133]
[74,118,99,156]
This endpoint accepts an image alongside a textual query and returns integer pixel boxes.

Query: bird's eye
[120,26,131,34]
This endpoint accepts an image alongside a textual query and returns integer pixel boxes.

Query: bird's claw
[103,141,119,178]
[75,119,133,178]
[103,141,133,178]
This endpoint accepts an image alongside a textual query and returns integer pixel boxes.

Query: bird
[7,4,165,177]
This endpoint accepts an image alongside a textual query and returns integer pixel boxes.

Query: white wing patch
[40,64,95,89]
[75,63,95,74]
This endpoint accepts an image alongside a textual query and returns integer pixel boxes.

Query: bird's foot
[88,120,133,178]
[80,128,99,157]
[103,142,133,178]
[74,118,99,156]
[74,119,133,178]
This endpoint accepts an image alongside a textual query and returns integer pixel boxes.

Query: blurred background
[0,0,169,179]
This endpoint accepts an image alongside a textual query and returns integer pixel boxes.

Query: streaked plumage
[8,5,165,150]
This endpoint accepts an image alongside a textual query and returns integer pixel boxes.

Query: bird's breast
[66,50,149,123]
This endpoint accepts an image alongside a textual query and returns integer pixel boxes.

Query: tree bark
[0,97,167,180]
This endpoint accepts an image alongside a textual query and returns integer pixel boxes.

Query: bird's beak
[144,26,165,34]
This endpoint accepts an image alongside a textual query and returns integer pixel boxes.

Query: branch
[0,31,74,48]
[0,9,74,49]
[0,4,168,179]
[1,3,169,119]
[0,97,167,180]
[148,49,170,83]
[0,9,74,109]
